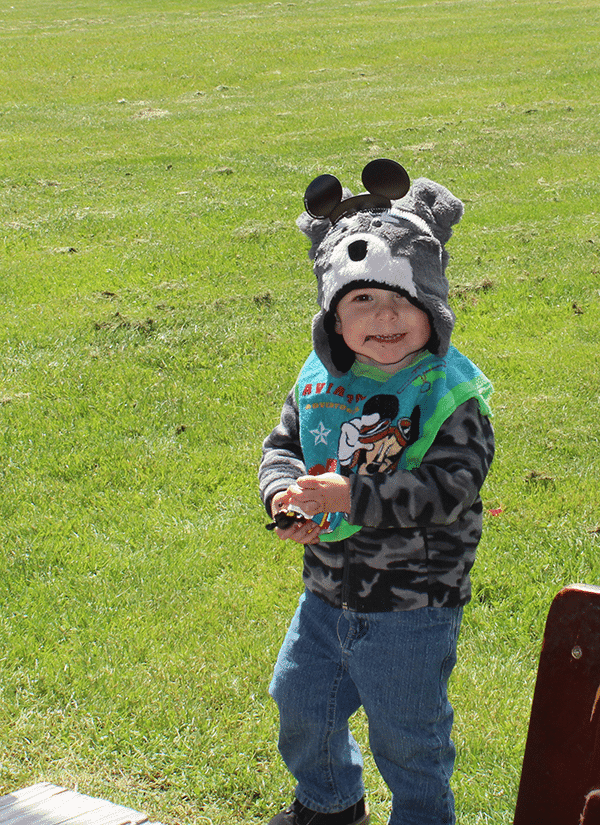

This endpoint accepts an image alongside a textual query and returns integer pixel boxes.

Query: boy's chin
[357,347,425,372]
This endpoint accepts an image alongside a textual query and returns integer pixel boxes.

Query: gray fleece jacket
[259,357,494,612]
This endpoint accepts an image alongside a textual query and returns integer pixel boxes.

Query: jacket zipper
[341,540,352,610]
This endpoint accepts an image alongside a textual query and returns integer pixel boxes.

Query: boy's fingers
[275,522,320,544]
[297,522,322,543]
[271,491,291,515]
[286,496,321,517]
[296,475,315,485]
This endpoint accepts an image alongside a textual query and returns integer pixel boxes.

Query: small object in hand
[266,510,306,531]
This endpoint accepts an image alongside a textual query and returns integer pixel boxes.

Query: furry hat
[296,159,464,376]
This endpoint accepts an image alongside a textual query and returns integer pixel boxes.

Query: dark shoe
[268,797,369,825]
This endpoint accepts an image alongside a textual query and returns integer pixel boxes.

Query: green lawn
[1,0,599,823]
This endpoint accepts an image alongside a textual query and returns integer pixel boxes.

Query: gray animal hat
[296,159,464,376]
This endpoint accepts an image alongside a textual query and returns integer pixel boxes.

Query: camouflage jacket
[259,365,495,612]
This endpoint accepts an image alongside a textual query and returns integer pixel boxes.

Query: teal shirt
[296,346,493,542]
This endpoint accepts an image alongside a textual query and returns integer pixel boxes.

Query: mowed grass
[1,0,600,823]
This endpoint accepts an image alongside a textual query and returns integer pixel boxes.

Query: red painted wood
[514,584,600,825]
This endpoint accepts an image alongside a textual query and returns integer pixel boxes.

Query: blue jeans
[269,589,463,825]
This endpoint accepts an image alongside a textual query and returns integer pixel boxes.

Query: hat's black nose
[348,239,368,261]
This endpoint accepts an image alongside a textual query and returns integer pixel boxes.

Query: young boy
[259,160,495,825]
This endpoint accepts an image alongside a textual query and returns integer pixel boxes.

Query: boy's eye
[353,293,371,302]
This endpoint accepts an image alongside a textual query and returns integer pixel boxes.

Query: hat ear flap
[312,310,355,377]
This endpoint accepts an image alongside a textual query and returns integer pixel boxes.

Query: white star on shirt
[310,421,331,445]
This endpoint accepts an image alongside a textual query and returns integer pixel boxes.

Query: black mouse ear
[304,173,343,219]
[362,159,410,201]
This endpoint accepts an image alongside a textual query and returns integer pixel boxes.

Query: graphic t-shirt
[296,346,493,541]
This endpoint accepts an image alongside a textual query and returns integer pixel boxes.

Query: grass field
[1,0,599,823]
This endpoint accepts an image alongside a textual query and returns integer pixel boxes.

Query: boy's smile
[334,286,431,374]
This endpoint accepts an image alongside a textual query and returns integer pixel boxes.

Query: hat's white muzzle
[321,233,418,311]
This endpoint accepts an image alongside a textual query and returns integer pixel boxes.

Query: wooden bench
[0,783,163,825]
[514,584,600,825]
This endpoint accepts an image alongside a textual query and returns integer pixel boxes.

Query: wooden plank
[2,786,108,824]
[514,584,600,825]
[0,787,64,812]
[0,785,162,825]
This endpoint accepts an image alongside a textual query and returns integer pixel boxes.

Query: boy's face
[334,287,431,374]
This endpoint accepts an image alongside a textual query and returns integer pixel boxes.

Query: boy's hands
[270,489,321,544]
[288,473,351,517]
[269,474,352,544]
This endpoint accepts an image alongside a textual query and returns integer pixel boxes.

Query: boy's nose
[376,297,399,316]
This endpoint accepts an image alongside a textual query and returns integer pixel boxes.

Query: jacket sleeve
[258,386,307,515]
[348,398,495,529]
